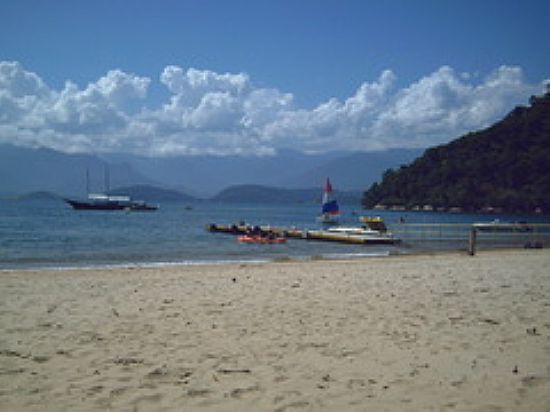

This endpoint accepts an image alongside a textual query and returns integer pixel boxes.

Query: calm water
[1,199,548,270]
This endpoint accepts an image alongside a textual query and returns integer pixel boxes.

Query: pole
[468,227,477,256]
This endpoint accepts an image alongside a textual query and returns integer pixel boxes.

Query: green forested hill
[362,92,550,214]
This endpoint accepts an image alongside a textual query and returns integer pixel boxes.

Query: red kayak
[238,235,287,244]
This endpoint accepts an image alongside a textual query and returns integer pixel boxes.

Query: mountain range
[211,184,363,204]
[0,144,421,199]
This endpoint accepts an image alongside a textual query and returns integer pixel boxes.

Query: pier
[206,223,400,245]
[207,221,550,251]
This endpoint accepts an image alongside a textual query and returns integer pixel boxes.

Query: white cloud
[0,62,150,153]
[96,69,150,107]
[0,60,545,155]
[0,61,50,98]
[189,92,241,130]
[160,66,249,108]
[349,65,541,149]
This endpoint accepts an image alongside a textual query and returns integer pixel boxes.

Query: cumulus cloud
[161,66,249,96]
[366,65,540,148]
[0,60,546,155]
[0,61,50,98]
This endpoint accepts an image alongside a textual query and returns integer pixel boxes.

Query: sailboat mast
[104,164,110,193]
[86,168,90,196]
[323,177,332,204]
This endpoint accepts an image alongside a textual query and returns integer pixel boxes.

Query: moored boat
[64,194,158,211]
[302,229,399,245]
[359,216,389,232]
[64,168,158,211]
[325,226,382,236]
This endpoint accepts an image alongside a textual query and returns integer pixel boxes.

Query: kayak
[238,235,287,244]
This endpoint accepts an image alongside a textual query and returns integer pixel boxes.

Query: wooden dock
[206,223,400,245]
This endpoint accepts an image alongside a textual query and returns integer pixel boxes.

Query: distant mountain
[104,148,421,195]
[281,149,422,190]
[212,184,362,204]
[108,185,196,202]
[1,144,423,197]
[362,92,550,214]
[0,145,156,197]
[17,191,63,201]
[104,149,346,196]
[212,185,319,203]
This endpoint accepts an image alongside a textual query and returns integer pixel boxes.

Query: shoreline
[0,244,528,274]
[1,245,538,274]
[1,249,549,411]
[0,249,399,273]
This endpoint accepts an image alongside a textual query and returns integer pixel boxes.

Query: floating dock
[206,223,400,245]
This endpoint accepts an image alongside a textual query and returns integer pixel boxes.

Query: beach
[1,250,549,411]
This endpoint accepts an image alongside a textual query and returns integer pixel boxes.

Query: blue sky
[1,0,549,156]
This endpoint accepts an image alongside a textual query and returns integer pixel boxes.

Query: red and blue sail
[321,178,340,215]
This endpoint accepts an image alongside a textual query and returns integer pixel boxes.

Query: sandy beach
[1,250,549,411]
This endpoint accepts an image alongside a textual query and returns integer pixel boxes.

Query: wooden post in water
[468,226,477,256]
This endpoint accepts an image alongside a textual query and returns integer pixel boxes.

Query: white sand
[1,250,549,411]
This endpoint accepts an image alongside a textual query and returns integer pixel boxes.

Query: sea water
[1,198,548,270]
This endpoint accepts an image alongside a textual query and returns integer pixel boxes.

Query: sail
[322,199,339,214]
[321,177,340,215]
[324,177,333,194]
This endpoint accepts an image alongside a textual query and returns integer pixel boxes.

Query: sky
[0,0,549,157]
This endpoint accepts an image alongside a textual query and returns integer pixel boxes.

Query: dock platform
[206,223,400,246]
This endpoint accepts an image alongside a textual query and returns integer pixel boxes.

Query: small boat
[322,216,395,240]
[317,177,341,224]
[238,235,287,244]
[125,200,159,211]
[325,226,382,236]
[301,229,399,245]
[359,216,389,233]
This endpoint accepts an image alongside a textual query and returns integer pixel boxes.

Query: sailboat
[317,177,340,224]
[64,167,158,211]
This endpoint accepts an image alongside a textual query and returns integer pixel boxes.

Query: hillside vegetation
[362,92,550,214]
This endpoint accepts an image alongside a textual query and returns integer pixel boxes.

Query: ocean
[1,198,549,270]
